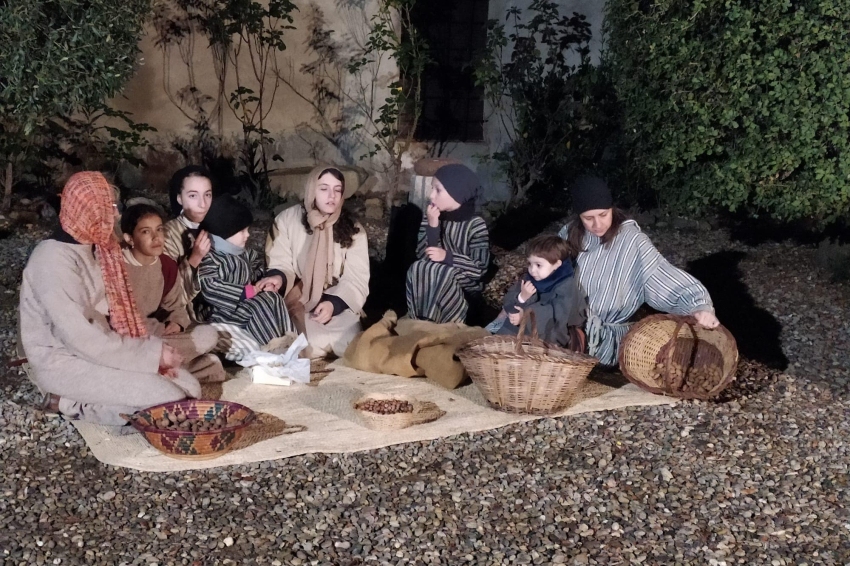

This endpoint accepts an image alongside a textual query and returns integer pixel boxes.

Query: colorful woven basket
[126,399,255,460]
[457,310,598,415]
[618,314,738,399]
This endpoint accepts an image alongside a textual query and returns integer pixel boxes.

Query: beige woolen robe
[122,249,225,383]
[265,205,370,357]
[19,240,200,425]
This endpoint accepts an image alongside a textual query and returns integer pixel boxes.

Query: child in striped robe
[197,196,294,347]
[405,164,490,323]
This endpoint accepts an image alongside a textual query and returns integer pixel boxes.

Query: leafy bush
[605,0,850,223]
[0,0,152,203]
[475,1,618,208]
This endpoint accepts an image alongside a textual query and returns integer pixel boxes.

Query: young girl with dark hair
[265,166,370,358]
[121,204,225,384]
[162,165,215,321]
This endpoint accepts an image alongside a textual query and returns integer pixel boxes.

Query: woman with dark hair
[264,166,369,358]
[162,165,214,321]
[559,175,719,366]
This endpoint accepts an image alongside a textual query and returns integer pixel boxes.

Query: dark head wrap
[571,175,613,214]
[200,195,253,239]
[434,164,481,222]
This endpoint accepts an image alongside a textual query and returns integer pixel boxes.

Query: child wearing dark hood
[197,195,294,347]
[495,234,586,350]
[405,164,490,323]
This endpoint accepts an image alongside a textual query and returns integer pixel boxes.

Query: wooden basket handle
[658,316,697,393]
[515,308,541,354]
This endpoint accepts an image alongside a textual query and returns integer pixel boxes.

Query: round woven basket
[125,399,255,460]
[618,314,738,399]
[457,310,598,415]
[353,393,445,430]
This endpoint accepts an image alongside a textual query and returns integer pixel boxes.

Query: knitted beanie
[434,164,481,206]
[571,175,613,214]
[200,195,253,239]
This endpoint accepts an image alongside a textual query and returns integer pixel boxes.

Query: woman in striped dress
[559,176,719,366]
[406,164,490,323]
[197,195,294,347]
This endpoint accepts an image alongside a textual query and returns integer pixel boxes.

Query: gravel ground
[1,214,849,565]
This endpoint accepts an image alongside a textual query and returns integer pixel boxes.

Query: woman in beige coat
[19,172,200,425]
[264,166,369,358]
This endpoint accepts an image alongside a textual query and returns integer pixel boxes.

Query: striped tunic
[163,215,202,321]
[558,220,713,366]
[197,247,294,347]
[406,215,490,323]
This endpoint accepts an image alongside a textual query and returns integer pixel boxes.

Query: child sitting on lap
[496,234,586,351]
[197,195,294,347]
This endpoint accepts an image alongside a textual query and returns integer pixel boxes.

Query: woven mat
[71,363,676,472]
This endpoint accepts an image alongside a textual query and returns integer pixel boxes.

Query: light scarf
[60,172,148,338]
[301,165,343,310]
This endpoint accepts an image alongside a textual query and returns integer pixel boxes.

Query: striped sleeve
[450,218,490,281]
[638,233,713,315]
[198,256,246,312]
[416,217,429,258]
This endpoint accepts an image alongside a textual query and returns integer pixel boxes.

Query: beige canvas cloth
[71,363,677,472]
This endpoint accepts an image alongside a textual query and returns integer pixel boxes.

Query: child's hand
[518,280,536,303]
[159,343,184,373]
[188,230,211,268]
[426,203,441,227]
[256,275,283,292]
[311,301,334,324]
[425,246,447,262]
[508,307,523,326]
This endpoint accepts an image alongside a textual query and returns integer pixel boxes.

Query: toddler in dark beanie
[196,195,294,348]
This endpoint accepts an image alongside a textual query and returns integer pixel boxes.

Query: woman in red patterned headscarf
[19,172,201,425]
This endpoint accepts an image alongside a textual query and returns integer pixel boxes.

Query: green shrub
[0,0,151,197]
[605,0,850,223]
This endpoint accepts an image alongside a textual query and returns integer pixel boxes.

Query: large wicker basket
[457,310,598,415]
[618,314,738,400]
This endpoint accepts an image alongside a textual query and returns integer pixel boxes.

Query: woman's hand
[311,301,334,325]
[255,275,283,292]
[426,203,441,227]
[508,308,523,326]
[518,280,536,303]
[163,322,182,336]
[159,343,184,377]
[692,310,720,329]
[188,230,211,268]
[425,246,447,262]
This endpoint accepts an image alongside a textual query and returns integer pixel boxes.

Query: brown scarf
[301,165,343,311]
[59,172,148,338]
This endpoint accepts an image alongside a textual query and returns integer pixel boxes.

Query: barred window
[409,0,488,142]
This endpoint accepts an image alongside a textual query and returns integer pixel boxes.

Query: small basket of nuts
[353,393,445,430]
[124,399,255,459]
[619,314,738,400]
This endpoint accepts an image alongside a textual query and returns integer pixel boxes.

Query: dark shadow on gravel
[687,251,789,370]
[713,357,782,402]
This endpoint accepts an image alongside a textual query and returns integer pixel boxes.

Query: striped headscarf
[59,172,148,338]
